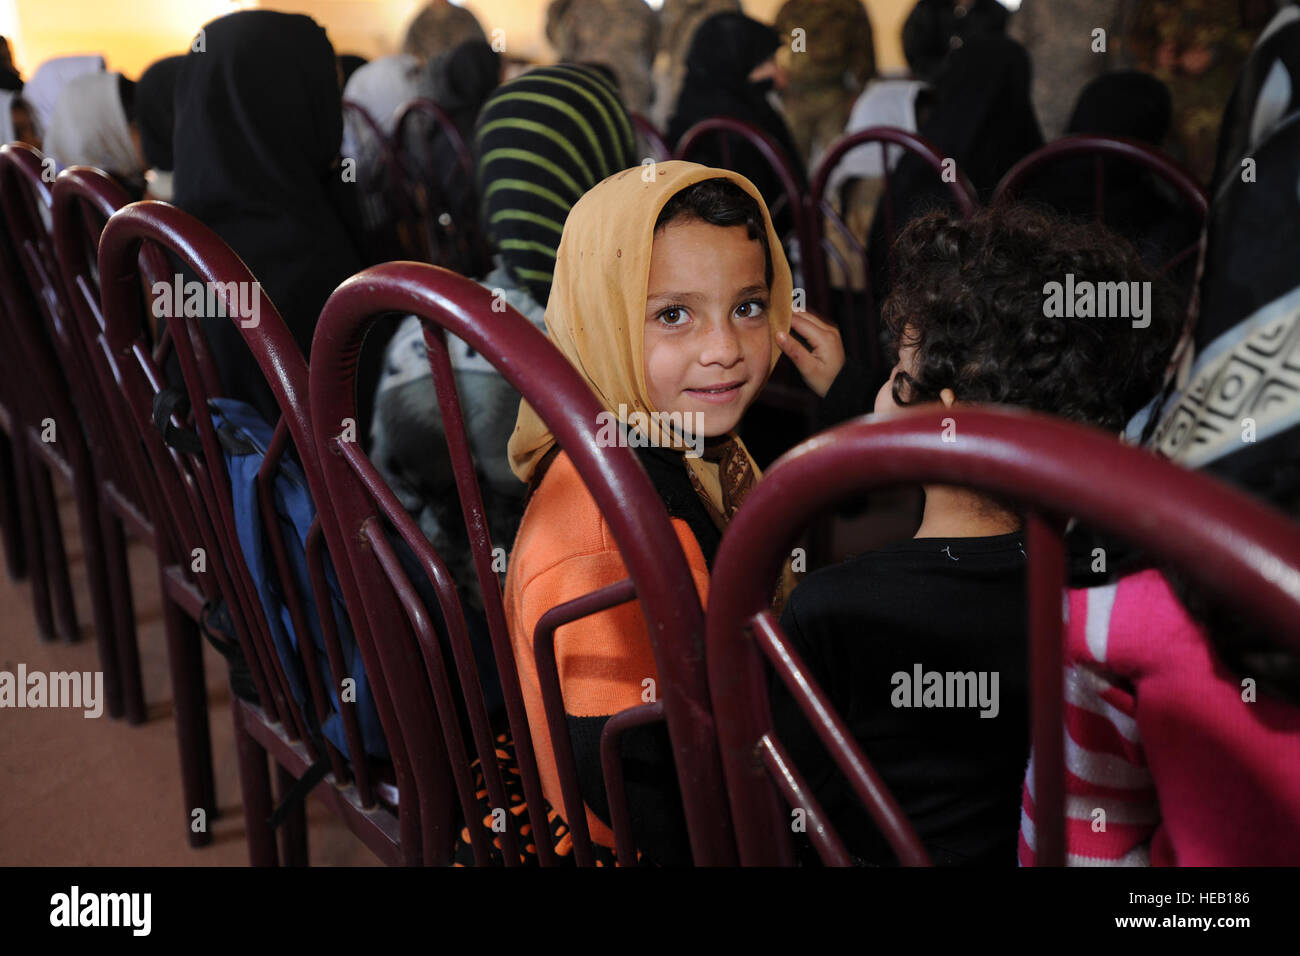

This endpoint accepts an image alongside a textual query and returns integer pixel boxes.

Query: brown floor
[0,484,379,866]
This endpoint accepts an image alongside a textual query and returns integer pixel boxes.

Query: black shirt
[772,532,1029,865]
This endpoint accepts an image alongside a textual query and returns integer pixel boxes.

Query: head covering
[902,0,1009,81]
[135,55,184,172]
[23,54,104,135]
[666,13,806,221]
[508,161,793,529]
[1067,70,1172,144]
[475,63,637,306]
[426,39,500,133]
[1149,6,1300,510]
[915,32,1042,199]
[173,10,364,418]
[0,36,21,92]
[44,71,143,180]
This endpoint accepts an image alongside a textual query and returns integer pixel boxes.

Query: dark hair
[654,177,774,288]
[881,202,1181,432]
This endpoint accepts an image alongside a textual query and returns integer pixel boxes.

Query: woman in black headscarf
[667,12,806,230]
[172,10,366,423]
[1019,71,1201,299]
[853,34,1042,383]
[134,55,183,200]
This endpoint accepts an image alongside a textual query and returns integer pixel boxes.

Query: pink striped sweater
[1019,569,1300,866]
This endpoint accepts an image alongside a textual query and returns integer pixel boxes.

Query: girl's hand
[777,311,846,399]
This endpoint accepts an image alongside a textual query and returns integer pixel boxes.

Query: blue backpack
[209,398,389,761]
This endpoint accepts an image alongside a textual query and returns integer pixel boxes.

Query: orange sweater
[503,451,710,851]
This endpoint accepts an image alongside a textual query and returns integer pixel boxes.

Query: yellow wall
[3,0,915,79]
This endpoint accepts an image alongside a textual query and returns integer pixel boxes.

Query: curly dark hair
[881,202,1183,432]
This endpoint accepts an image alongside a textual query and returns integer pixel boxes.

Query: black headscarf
[0,36,20,92]
[135,55,183,172]
[1066,70,1172,144]
[902,0,1009,82]
[426,39,499,137]
[173,10,365,422]
[848,34,1042,383]
[1018,71,1198,288]
[667,12,806,223]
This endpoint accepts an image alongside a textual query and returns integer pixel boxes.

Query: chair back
[97,201,450,864]
[310,261,737,865]
[50,166,166,527]
[632,113,670,162]
[393,98,489,276]
[673,117,809,277]
[992,134,1208,335]
[707,406,1300,865]
[806,127,978,369]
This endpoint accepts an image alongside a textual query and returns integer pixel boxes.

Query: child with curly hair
[770,202,1182,865]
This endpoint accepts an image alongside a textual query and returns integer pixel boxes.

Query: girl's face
[643,217,772,437]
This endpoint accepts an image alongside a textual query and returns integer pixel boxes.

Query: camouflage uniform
[402,1,488,62]
[1118,0,1274,183]
[654,0,742,127]
[774,0,876,167]
[545,0,660,115]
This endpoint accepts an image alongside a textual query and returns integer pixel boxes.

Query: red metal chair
[707,406,1300,865]
[98,200,442,866]
[51,165,217,846]
[632,113,670,163]
[0,143,126,714]
[805,126,979,368]
[309,262,738,865]
[392,98,489,276]
[992,134,1208,345]
[672,116,810,271]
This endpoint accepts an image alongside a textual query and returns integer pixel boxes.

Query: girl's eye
[735,299,767,319]
[657,306,688,327]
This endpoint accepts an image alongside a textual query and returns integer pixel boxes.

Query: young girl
[503,161,793,864]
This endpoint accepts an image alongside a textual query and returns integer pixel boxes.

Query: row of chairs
[2,142,1296,866]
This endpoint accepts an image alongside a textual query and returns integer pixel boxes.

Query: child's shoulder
[513,451,613,568]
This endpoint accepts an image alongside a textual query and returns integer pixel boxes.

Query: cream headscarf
[508,160,793,528]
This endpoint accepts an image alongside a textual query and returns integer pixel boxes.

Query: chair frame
[707,405,1300,866]
[51,165,218,846]
[309,262,738,865]
[97,200,430,866]
[805,125,979,367]
[0,143,125,712]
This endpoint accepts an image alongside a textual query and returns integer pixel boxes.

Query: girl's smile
[642,217,772,436]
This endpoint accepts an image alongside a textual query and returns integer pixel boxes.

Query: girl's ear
[939,388,957,407]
